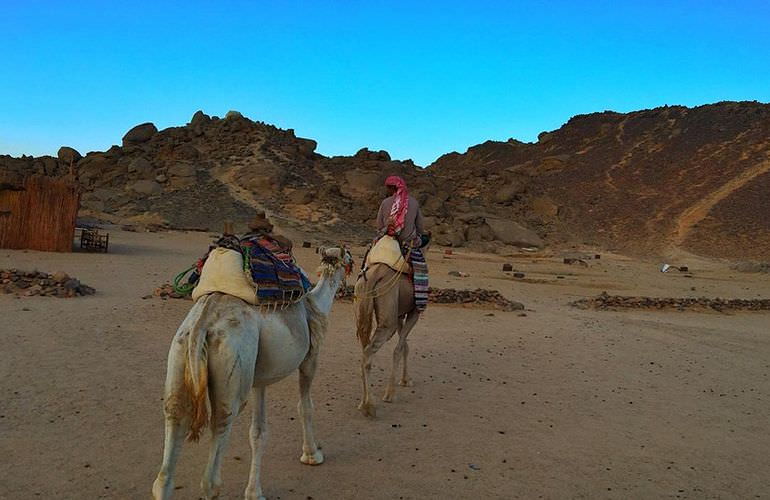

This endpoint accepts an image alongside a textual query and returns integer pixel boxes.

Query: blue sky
[1,1,769,166]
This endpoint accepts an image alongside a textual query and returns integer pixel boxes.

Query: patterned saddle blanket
[189,234,311,305]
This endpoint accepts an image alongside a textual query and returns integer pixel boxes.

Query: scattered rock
[502,264,513,272]
[0,269,95,298]
[732,261,770,273]
[564,257,589,267]
[572,292,770,312]
[335,285,523,311]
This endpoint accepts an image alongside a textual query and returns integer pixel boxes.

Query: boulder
[167,163,196,178]
[355,148,391,161]
[128,180,162,196]
[225,110,243,120]
[287,188,313,205]
[174,143,200,161]
[485,218,543,248]
[341,171,382,198]
[190,110,210,126]
[493,181,525,203]
[128,157,153,176]
[466,223,495,242]
[77,154,116,184]
[122,122,158,146]
[435,229,465,247]
[57,146,82,165]
[532,196,560,218]
[296,138,317,156]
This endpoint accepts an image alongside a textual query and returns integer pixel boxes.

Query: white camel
[152,247,353,500]
[354,262,421,417]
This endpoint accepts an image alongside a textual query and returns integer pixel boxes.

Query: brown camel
[354,262,421,417]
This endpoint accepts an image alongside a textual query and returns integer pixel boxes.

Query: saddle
[191,247,258,304]
[364,235,412,274]
[189,234,311,306]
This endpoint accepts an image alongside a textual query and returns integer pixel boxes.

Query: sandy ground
[1,229,768,499]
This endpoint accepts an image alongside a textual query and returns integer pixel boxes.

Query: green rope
[173,265,197,296]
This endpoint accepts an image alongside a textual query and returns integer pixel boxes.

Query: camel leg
[245,386,267,500]
[359,297,399,417]
[399,310,420,387]
[383,316,406,402]
[152,414,190,500]
[298,354,324,465]
[200,407,235,499]
[153,345,190,500]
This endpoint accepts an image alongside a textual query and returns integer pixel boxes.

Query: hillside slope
[2,102,769,258]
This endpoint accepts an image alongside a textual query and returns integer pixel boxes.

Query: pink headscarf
[385,175,408,235]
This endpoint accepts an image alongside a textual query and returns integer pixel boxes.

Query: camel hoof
[244,488,265,500]
[382,393,394,403]
[399,379,413,387]
[358,401,377,418]
[300,449,324,465]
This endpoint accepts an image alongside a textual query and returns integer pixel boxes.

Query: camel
[354,262,421,417]
[152,247,353,500]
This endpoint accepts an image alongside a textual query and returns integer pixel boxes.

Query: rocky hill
[429,101,770,259]
[2,102,769,258]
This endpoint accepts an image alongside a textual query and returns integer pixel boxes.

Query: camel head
[319,246,354,276]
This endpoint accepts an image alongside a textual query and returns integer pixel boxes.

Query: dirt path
[1,231,769,499]
[672,157,770,247]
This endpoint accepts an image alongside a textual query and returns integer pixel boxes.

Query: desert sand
[1,229,768,499]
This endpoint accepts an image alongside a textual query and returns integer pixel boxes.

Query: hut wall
[0,175,81,252]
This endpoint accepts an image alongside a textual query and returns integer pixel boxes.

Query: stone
[296,138,317,156]
[76,154,116,184]
[167,163,196,178]
[532,196,560,218]
[354,148,390,161]
[155,174,168,183]
[493,182,525,203]
[174,143,199,161]
[122,122,158,146]
[485,218,543,248]
[733,261,770,273]
[128,157,153,176]
[128,180,162,196]
[466,223,495,242]
[225,110,244,120]
[502,264,513,272]
[63,278,81,290]
[190,110,210,126]
[57,146,82,165]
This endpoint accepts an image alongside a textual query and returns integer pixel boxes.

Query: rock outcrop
[2,101,770,257]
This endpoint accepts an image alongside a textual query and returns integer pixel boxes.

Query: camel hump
[365,236,412,274]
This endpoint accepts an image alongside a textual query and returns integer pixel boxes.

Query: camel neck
[308,267,345,315]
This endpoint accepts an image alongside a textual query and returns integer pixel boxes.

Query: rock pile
[335,284,524,311]
[0,269,95,298]
[429,288,525,311]
[572,292,770,312]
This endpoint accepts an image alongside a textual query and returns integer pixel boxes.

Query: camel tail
[355,278,375,348]
[183,298,214,442]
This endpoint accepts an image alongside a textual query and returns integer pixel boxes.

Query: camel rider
[242,209,293,255]
[376,176,425,247]
[376,175,429,312]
